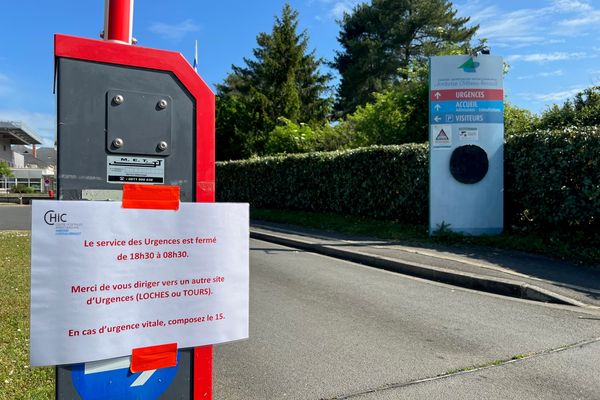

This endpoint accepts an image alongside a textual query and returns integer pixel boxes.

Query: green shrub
[347,77,429,146]
[218,126,599,238]
[217,144,429,224]
[504,102,538,137]
[264,118,318,155]
[0,161,13,178]
[505,126,600,234]
[10,184,35,194]
[263,118,355,155]
[537,86,600,129]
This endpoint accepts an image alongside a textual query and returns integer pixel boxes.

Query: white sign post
[429,55,504,235]
[30,201,249,367]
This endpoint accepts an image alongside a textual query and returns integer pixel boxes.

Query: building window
[30,181,42,192]
[17,178,29,186]
[1,177,16,191]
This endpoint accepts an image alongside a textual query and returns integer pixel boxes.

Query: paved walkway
[0,204,31,230]
[251,221,600,309]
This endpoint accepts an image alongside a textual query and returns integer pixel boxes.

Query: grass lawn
[0,232,53,400]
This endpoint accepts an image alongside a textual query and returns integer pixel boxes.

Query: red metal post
[67,2,214,396]
[194,346,213,399]
[104,0,134,44]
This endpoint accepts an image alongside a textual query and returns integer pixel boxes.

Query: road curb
[251,229,586,308]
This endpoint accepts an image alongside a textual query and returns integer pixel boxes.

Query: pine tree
[216,3,332,159]
[333,0,478,116]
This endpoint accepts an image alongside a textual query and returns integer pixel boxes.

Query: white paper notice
[30,201,249,366]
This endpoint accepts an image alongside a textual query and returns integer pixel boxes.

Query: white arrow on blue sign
[70,354,179,400]
[430,100,504,114]
[429,112,503,124]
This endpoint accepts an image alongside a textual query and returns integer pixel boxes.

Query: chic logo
[44,210,67,225]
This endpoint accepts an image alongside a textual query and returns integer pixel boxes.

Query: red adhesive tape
[122,184,180,210]
[131,343,178,373]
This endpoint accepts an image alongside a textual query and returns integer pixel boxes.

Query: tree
[504,102,538,137]
[216,3,332,159]
[347,65,429,145]
[333,0,478,116]
[0,161,12,179]
[215,90,270,161]
[538,86,600,130]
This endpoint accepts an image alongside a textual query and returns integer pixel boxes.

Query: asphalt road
[0,204,31,230]
[213,239,600,400]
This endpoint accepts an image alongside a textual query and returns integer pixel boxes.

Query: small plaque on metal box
[106,155,165,184]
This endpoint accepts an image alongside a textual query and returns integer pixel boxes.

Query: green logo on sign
[458,57,480,73]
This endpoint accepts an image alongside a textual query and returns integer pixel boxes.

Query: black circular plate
[449,145,489,184]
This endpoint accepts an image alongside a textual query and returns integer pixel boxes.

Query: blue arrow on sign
[70,354,179,400]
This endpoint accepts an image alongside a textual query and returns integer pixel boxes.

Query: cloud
[516,69,564,80]
[456,2,552,47]
[315,0,361,20]
[558,10,600,28]
[0,110,55,147]
[519,87,585,105]
[494,38,565,50]
[330,3,352,19]
[148,19,201,41]
[477,8,548,39]
[460,3,499,23]
[456,0,600,46]
[506,52,587,63]
[552,0,593,13]
[534,88,585,103]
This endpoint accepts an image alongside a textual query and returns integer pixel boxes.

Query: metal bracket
[106,89,172,156]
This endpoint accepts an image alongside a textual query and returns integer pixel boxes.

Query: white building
[0,121,55,194]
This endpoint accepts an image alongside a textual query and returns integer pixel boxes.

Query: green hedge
[505,126,600,233]
[217,144,429,224]
[217,126,600,234]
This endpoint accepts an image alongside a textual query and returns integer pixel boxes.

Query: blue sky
[1,0,599,146]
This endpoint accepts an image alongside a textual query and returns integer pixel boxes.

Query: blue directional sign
[430,100,504,114]
[430,99,503,125]
[430,111,504,125]
[70,354,178,400]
